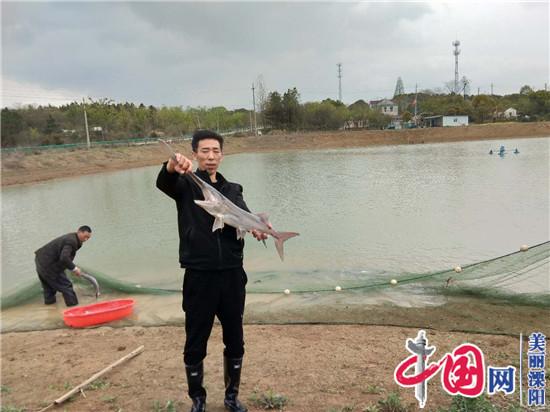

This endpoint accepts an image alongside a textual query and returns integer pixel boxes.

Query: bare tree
[460,76,471,97]
[255,75,268,128]
[444,77,470,96]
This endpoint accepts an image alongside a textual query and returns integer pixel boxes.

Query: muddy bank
[1,323,532,412]
[2,122,548,187]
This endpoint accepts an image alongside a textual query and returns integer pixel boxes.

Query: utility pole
[477,87,480,96]
[337,63,342,102]
[251,83,258,136]
[545,83,548,91]
[414,83,418,124]
[491,83,494,95]
[83,98,90,149]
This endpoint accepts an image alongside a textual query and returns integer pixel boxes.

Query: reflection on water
[1,137,549,330]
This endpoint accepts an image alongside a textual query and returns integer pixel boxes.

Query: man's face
[193,138,223,174]
[78,231,92,243]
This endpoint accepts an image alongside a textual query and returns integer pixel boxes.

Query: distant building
[369,99,399,117]
[495,107,518,120]
[343,119,368,129]
[389,119,402,129]
[92,126,103,132]
[503,107,518,119]
[423,115,469,127]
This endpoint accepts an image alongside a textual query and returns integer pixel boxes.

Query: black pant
[182,267,247,366]
[36,263,78,307]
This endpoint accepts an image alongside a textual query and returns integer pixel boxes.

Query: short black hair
[191,129,224,152]
[78,225,92,233]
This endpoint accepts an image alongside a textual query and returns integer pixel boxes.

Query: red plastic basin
[63,299,135,328]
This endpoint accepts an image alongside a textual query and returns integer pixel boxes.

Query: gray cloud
[2,2,547,108]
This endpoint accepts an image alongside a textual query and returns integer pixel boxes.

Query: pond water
[1,137,548,330]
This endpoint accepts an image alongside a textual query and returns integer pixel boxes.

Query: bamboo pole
[38,345,144,412]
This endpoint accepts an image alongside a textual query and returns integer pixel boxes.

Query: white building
[442,115,468,126]
[503,107,518,119]
[423,115,469,127]
[370,99,399,117]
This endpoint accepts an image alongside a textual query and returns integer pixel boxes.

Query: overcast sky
[2,1,548,109]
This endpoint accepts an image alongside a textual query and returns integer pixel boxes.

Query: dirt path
[2,122,549,187]
[1,323,535,412]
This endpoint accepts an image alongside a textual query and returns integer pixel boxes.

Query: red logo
[394,330,485,408]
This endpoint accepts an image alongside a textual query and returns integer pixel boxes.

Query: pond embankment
[2,122,548,186]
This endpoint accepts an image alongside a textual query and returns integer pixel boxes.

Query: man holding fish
[157,130,297,412]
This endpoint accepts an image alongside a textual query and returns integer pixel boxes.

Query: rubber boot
[224,357,247,412]
[185,362,206,412]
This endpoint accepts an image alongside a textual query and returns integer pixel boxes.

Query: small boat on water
[63,299,135,328]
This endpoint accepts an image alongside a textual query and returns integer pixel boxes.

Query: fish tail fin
[273,231,299,261]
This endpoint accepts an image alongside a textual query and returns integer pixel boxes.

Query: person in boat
[156,130,265,412]
[34,226,92,307]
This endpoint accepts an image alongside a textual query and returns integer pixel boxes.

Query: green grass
[151,400,177,412]
[376,392,410,412]
[101,395,118,403]
[438,395,498,412]
[1,385,11,394]
[88,378,111,390]
[327,406,355,412]
[249,389,288,410]
[1,406,26,412]
[363,384,384,395]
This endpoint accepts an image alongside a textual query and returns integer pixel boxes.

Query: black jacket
[35,233,81,275]
[156,164,250,270]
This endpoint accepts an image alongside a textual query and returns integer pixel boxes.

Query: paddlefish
[159,139,299,261]
[81,272,100,298]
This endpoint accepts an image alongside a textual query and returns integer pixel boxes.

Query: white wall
[504,108,517,118]
[380,105,399,116]
[442,116,469,127]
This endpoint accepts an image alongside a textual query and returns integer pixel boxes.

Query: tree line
[1,86,549,148]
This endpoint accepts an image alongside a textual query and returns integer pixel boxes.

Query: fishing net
[2,241,548,310]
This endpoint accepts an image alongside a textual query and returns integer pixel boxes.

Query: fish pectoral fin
[194,200,215,208]
[212,215,225,231]
[237,228,247,240]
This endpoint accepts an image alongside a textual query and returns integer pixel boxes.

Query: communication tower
[453,40,461,94]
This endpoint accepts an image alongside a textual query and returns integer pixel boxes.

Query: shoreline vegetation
[2,121,549,187]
